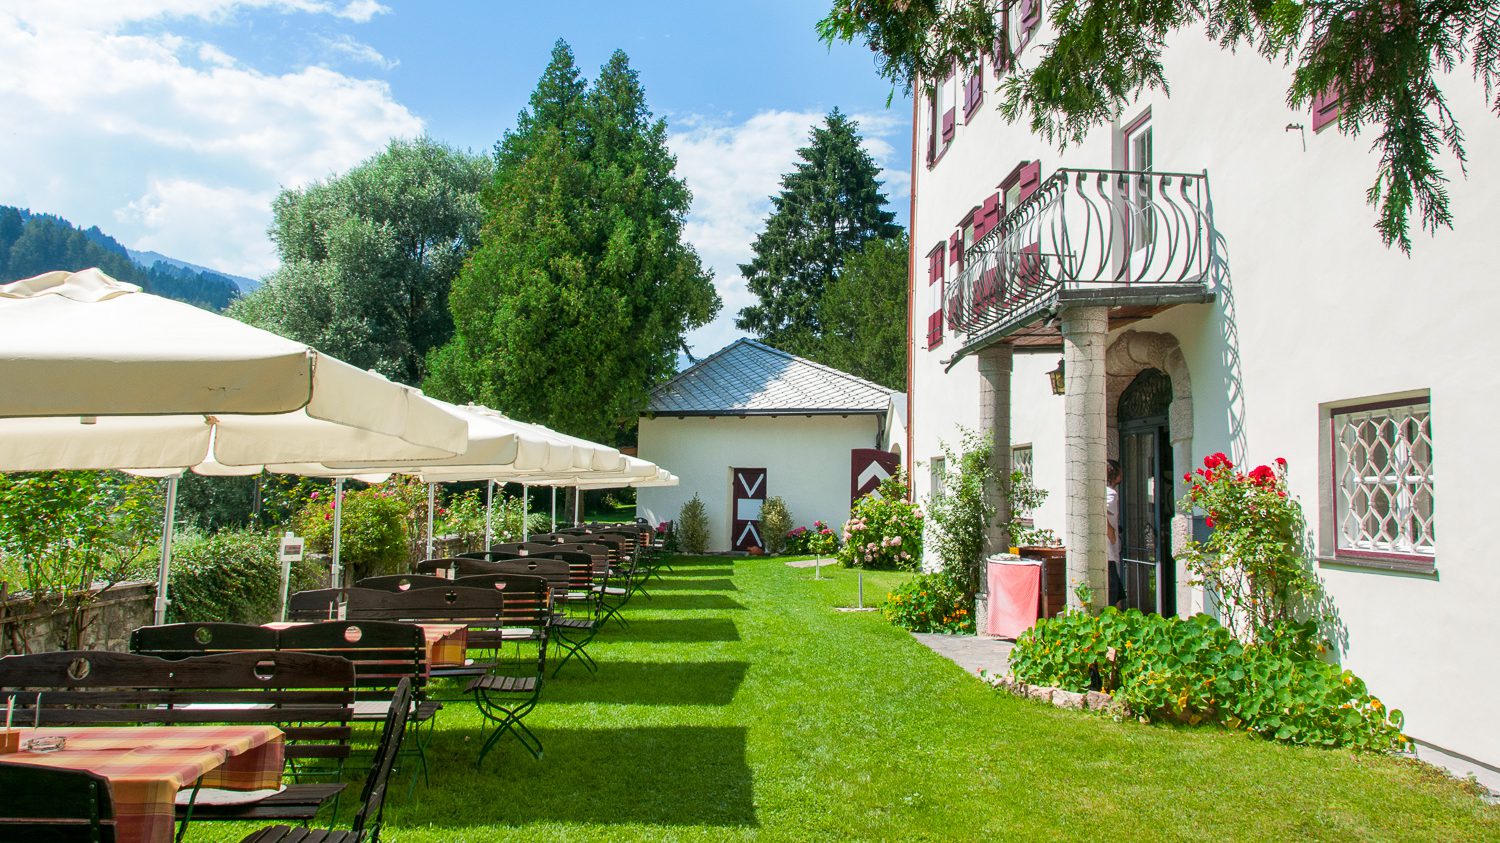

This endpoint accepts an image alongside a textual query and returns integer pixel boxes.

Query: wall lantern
[1047,358,1066,396]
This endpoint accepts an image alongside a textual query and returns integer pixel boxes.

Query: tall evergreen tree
[735,110,901,357]
[231,137,492,385]
[428,41,719,443]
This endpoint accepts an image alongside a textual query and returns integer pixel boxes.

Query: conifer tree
[735,110,901,357]
[429,41,719,443]
[818,232,910,390]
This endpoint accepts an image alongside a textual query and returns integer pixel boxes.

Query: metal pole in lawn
[573,487,581,525]
[331,477,345,588]
[152,474,180,625]
[522,483,530,542]
[549,486,556,533]
[484,479,494,549]
[425,482,436,559]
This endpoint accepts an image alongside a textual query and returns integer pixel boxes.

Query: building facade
[638,339,897,553]
[907,10,1498,778]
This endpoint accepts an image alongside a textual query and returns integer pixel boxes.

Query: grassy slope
[192,556,1497,842]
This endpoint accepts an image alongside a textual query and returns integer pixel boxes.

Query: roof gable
[647,339,893,415]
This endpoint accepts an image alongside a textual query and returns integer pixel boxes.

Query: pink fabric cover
[987,560,1040,638]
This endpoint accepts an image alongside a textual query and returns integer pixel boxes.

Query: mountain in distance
[126,247,260,293]
[0,205,245,311]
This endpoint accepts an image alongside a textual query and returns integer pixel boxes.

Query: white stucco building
[637,339,898,553]
[906,9,1498,782]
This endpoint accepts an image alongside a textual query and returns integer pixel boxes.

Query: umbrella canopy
[0,269,467,470]
[575,469,678,490]
[319,401,581,475]
[424,454,661,486]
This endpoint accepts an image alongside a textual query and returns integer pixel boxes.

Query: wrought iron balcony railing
[943,168,1212,353]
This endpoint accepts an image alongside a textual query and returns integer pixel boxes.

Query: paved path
[911,632,1014,679]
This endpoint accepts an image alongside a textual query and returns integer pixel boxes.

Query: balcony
[942,168,1215,363]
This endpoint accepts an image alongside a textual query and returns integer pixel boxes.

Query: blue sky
[0,1,911,355]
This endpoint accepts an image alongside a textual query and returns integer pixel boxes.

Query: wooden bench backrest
[355,574,453,592]
[274,620,426,702]
[0,650,356,763]
[129,622,278,660]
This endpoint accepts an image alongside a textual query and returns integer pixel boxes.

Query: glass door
[1118,368,1176,616]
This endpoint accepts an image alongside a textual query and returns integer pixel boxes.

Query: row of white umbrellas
[0,269,677,622]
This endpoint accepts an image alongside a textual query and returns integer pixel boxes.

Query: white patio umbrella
[0,269,470,622]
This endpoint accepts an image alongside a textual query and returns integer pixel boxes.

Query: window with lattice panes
[1332,399,1434,563]
[929,456,947,498]
[1011,445,1033,479]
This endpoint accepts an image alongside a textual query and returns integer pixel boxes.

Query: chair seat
[466,674,538,694]
[181,783,346,821]
[351,699,441,721]
[241,825,358,842]
[593,586,627,596]
[550,617,593,631]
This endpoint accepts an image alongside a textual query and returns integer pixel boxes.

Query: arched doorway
[1118,368,1176,616]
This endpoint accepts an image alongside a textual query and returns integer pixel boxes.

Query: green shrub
[760,497,794,554]
[167,527,322,624]
[924,429,996,602]
[294,485,408,581]
[1008,609,1406,752]
[838,474,921,570]
[883,572,974,633]
[677,495,710,554]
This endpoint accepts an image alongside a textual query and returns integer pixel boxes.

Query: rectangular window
[1012,445,1034,479]
[930,456,947,497]
[927,242,945,285]
[1331,398,1434,566]
[1124,113,1153,250]
[937,68,955,145]
[1312,86,1341,132]
[926,91,940,165]
[963,60,984,120]
[1015,0,1042,54]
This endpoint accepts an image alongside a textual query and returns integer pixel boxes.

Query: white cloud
[668,109,911,358]
[320,34,397,69]
[0,1,416,278]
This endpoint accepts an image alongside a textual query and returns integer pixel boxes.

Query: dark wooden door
[850,448,901,504]
[730,467,767,552]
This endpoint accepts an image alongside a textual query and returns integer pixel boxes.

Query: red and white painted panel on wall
[731,467,767,552]
[851,449,902,504]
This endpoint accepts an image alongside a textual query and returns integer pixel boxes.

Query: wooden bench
[0,650,355,827]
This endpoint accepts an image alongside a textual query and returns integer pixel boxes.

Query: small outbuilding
[636,338,901,552]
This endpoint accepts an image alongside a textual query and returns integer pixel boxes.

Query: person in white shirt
[1105,459,1124,608]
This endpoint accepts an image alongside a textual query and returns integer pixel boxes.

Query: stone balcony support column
[974,344,1013,627]
[1061,305,1109,611]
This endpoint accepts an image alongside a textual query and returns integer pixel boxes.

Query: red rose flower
[1204,516,1215,529]
[1275,457,1287,468]
[1248,465,1275,485]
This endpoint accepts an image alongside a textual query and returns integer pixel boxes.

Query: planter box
[1019,546,1067,618]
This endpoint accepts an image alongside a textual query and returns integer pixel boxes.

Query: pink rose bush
[837,474,924,571]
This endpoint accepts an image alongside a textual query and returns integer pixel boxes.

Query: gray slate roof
[647,339,893,416]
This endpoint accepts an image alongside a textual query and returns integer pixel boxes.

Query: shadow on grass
[638,593,745,610]
[416,726,756,828]
[666,567,734,578]
[599,618,741,643]
[648,577,737,592]
[547,660,749,706]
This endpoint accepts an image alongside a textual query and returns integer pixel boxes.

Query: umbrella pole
[425,482,436,559]
[153,475,179,625]
[484,480,494,550]
[522,484,530,542]
[550,487,556,533]
[573,488,580,526]
[331,477,344,589]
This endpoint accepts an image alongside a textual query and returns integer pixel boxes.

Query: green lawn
[192,555,1496,842]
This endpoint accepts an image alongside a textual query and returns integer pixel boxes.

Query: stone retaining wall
[0,581,156,655]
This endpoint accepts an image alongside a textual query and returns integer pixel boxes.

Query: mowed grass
[189,555,1497,842]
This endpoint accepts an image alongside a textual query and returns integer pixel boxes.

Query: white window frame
[1328,396,1434,570]
[1124,114,1154,251]
[929,456,947,498]
[1011,444,1034,479]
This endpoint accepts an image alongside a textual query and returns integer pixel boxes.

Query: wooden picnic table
[263,621,468,670]
[2,724,284,843]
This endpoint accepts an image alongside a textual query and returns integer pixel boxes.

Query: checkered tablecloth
[3,724,284,843]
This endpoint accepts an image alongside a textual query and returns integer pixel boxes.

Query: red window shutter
[1018,0,1041,53]
[1018,160,1042,203]
[948,231,961,265]
[979,194,1000,237]
[1311,86,1340,132]
[927,311,944,349]
[964,71,983,118]
[941,107,956,141]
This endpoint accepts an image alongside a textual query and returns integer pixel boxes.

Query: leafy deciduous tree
[817,231,909,390]
[819,0,1500,252]
[231,137,492,385]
